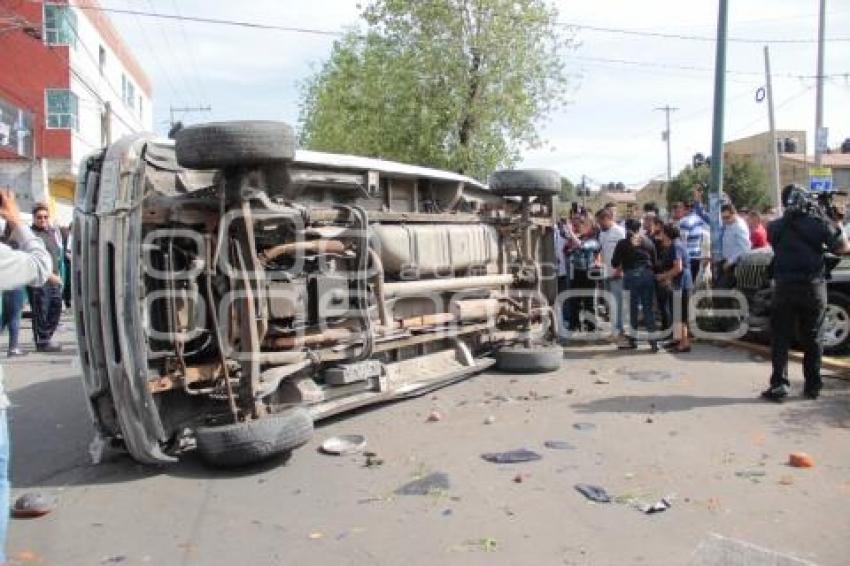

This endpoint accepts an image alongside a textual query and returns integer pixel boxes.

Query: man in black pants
[763,185,850,402]
[27,203,64,352]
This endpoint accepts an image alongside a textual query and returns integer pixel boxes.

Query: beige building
[724,130,850,209]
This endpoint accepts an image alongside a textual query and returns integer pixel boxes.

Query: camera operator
[762,184,850,402]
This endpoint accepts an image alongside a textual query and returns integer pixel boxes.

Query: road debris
[363,451,384,468]
[594,377,610,385]
[512,473,528,483]
[779,475,795,486]
[100,556,127,564]
[308,532,324,540]
[484,415,496,425]
[735,469,767,482]
[320,434,367,455]
[544,440,575,450]
[12,492,56,518]
[574,483,612,503]
[641,497,672,514]
[426,410,442,422]
[573,422,596,431]
[395,472,450,495]
[481,449,542,464]
[789,452,815,468]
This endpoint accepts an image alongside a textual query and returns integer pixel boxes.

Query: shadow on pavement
[572,394,763,414]
[8,373,304,489]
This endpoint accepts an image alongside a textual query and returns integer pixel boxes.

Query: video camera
[786,188,845,223]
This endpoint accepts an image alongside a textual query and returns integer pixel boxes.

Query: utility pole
[708,0,729,262]
[814,0,827,166]
[655,105,678,182]
[763,46,782,210]
[169,105,212,127]
[580,174,587,208]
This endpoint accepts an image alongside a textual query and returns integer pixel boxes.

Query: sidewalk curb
[716,339,850,380]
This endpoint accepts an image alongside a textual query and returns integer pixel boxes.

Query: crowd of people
[555,183,771,352]
[0,202,71,357]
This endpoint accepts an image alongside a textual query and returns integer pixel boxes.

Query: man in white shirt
[596,208,626,338]
[0,189,51,562]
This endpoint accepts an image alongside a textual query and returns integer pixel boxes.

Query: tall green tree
[667,157,770,211]
[298,0,574,180]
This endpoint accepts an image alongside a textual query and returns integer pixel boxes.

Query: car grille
[735,252,773,291]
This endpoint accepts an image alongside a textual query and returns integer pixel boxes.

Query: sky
[99,0,850,189]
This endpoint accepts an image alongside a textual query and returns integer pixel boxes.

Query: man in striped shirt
[678,186,712,281]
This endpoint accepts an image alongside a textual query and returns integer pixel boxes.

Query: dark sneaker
[760,386,788,403]
[7,348,27,357]
[803,387,821,400]
[36,342,62,353]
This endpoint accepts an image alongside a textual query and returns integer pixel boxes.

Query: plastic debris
[594,377,610,385]
[308,532,324,540]
[484,415,496,425]
[11,492,56,519]
[574,483,612,503]
[789,452,815,468]
[320,434,367,455]
[88,433,106,465]
[426,410,442,422]
[573,422,596,431]
[396,472,450,495]
[544,440,575,450]
[481,449,542,464]
[641,497,672,514]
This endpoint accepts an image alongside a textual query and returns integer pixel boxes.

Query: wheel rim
[822,304,850,348]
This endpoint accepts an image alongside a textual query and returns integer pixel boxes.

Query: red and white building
[0,0,152,223]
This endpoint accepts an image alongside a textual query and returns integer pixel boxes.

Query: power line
[169,0,209,106]
[558,21,850,44]
[27,1,850,44]
[144,0,202,105]
[571,55,848,81]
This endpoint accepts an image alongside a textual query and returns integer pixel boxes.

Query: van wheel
[488,169,561,197]
[175,121,296,170]
[494,345,563,373]
[195,407,313,468]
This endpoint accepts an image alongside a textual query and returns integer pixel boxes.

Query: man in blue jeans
[0,189,51,561]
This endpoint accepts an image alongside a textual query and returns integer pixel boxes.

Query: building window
[44,4,77,48]
[98,45,106,76]
[121,74,135,108]
[45,89,79,130]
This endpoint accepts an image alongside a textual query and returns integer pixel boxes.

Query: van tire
[195,408,313,468]
[175,121,296,169]
[494,345,563,373]
[489,169,561,197]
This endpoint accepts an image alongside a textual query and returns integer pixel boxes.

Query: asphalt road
[5,320,850,565]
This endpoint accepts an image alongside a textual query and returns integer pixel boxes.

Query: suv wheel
[175,120,296,170]
[488,169,561,197]
[494,345,563,373]
[194,407,314,468]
